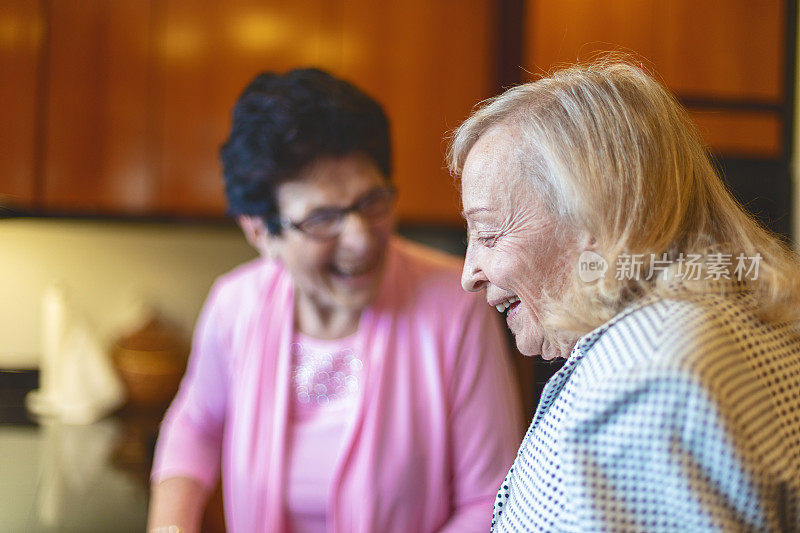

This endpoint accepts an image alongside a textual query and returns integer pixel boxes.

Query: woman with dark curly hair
[147,69,521,533]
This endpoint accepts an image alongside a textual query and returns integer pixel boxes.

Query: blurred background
[0,0,796,531]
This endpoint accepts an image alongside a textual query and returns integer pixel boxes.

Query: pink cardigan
[151,238,522,532]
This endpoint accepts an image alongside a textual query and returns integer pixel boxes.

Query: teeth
[494,296,520,313]
[333,266,370,276]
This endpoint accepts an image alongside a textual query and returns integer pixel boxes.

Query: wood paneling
[525,0,784,103]
[41,0,156,213]
[153,0,494,223]
[526,0,661,77]
[0,0,502,224]
[688,110,783,158]
[524,0,787,157]
[153,0,341,215]
[659,1,784,103]
[336,0,496,225]
[0,0,44,208]
[8,1,782,220]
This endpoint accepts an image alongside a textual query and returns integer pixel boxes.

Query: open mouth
[494,295,521,323]
[327,263,381,288]
[329,264,374,277]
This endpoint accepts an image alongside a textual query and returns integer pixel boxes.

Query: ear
[237,215,279,259]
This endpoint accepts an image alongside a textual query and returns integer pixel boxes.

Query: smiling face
[242,153,394,332]
[460,126,579,359]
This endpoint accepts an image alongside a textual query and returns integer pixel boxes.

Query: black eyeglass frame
[269,185,396,239]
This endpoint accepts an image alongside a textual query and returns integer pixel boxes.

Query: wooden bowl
[111,317,188,411]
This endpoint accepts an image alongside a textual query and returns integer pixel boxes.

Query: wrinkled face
[460,127,578,359]
[256,154,394,315]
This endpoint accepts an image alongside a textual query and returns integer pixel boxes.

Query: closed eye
[465,225,499,248]
[476,234,500,247]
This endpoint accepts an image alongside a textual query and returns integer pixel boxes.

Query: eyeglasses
[273,186,396,239]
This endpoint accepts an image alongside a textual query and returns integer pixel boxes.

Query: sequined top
[290,332,363,410]
[287,332,363,533]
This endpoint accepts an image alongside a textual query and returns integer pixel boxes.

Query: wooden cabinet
[41,0,157,213]
[335,0,496,224]
[527,0,784,103]
[0,0,44,210]
[153,0,343,216]
[524,0,787,157]
[152,0,495,222]
[0,1,790,221]
[1,0,495,224]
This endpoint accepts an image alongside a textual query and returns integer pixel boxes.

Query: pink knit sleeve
[150,284,230,490]
[439,295,523,532]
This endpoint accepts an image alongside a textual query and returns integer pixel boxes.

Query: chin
[336,287,379,312]
[513,336,539,358]
[513,321,543,358]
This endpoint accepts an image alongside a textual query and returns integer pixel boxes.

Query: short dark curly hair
[220,68,391,232]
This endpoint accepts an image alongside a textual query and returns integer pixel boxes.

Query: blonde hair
[449,58,800,336]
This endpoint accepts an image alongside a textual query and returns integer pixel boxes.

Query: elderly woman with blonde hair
[450,59,800,531]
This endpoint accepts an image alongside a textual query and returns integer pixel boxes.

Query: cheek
[489,246,530,288]
[283,241,334,281]
[370,218,394,246]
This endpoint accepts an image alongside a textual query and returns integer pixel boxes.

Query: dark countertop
[1,370,155,532]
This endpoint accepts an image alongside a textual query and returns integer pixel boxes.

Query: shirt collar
[566,278,749,364]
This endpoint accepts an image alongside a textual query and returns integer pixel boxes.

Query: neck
[294,294,361,340]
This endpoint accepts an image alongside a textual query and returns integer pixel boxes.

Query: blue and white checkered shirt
[492,287,800,532]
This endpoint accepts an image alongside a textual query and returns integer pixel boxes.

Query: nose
[337,211,373,254]
[461,241,488,292]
